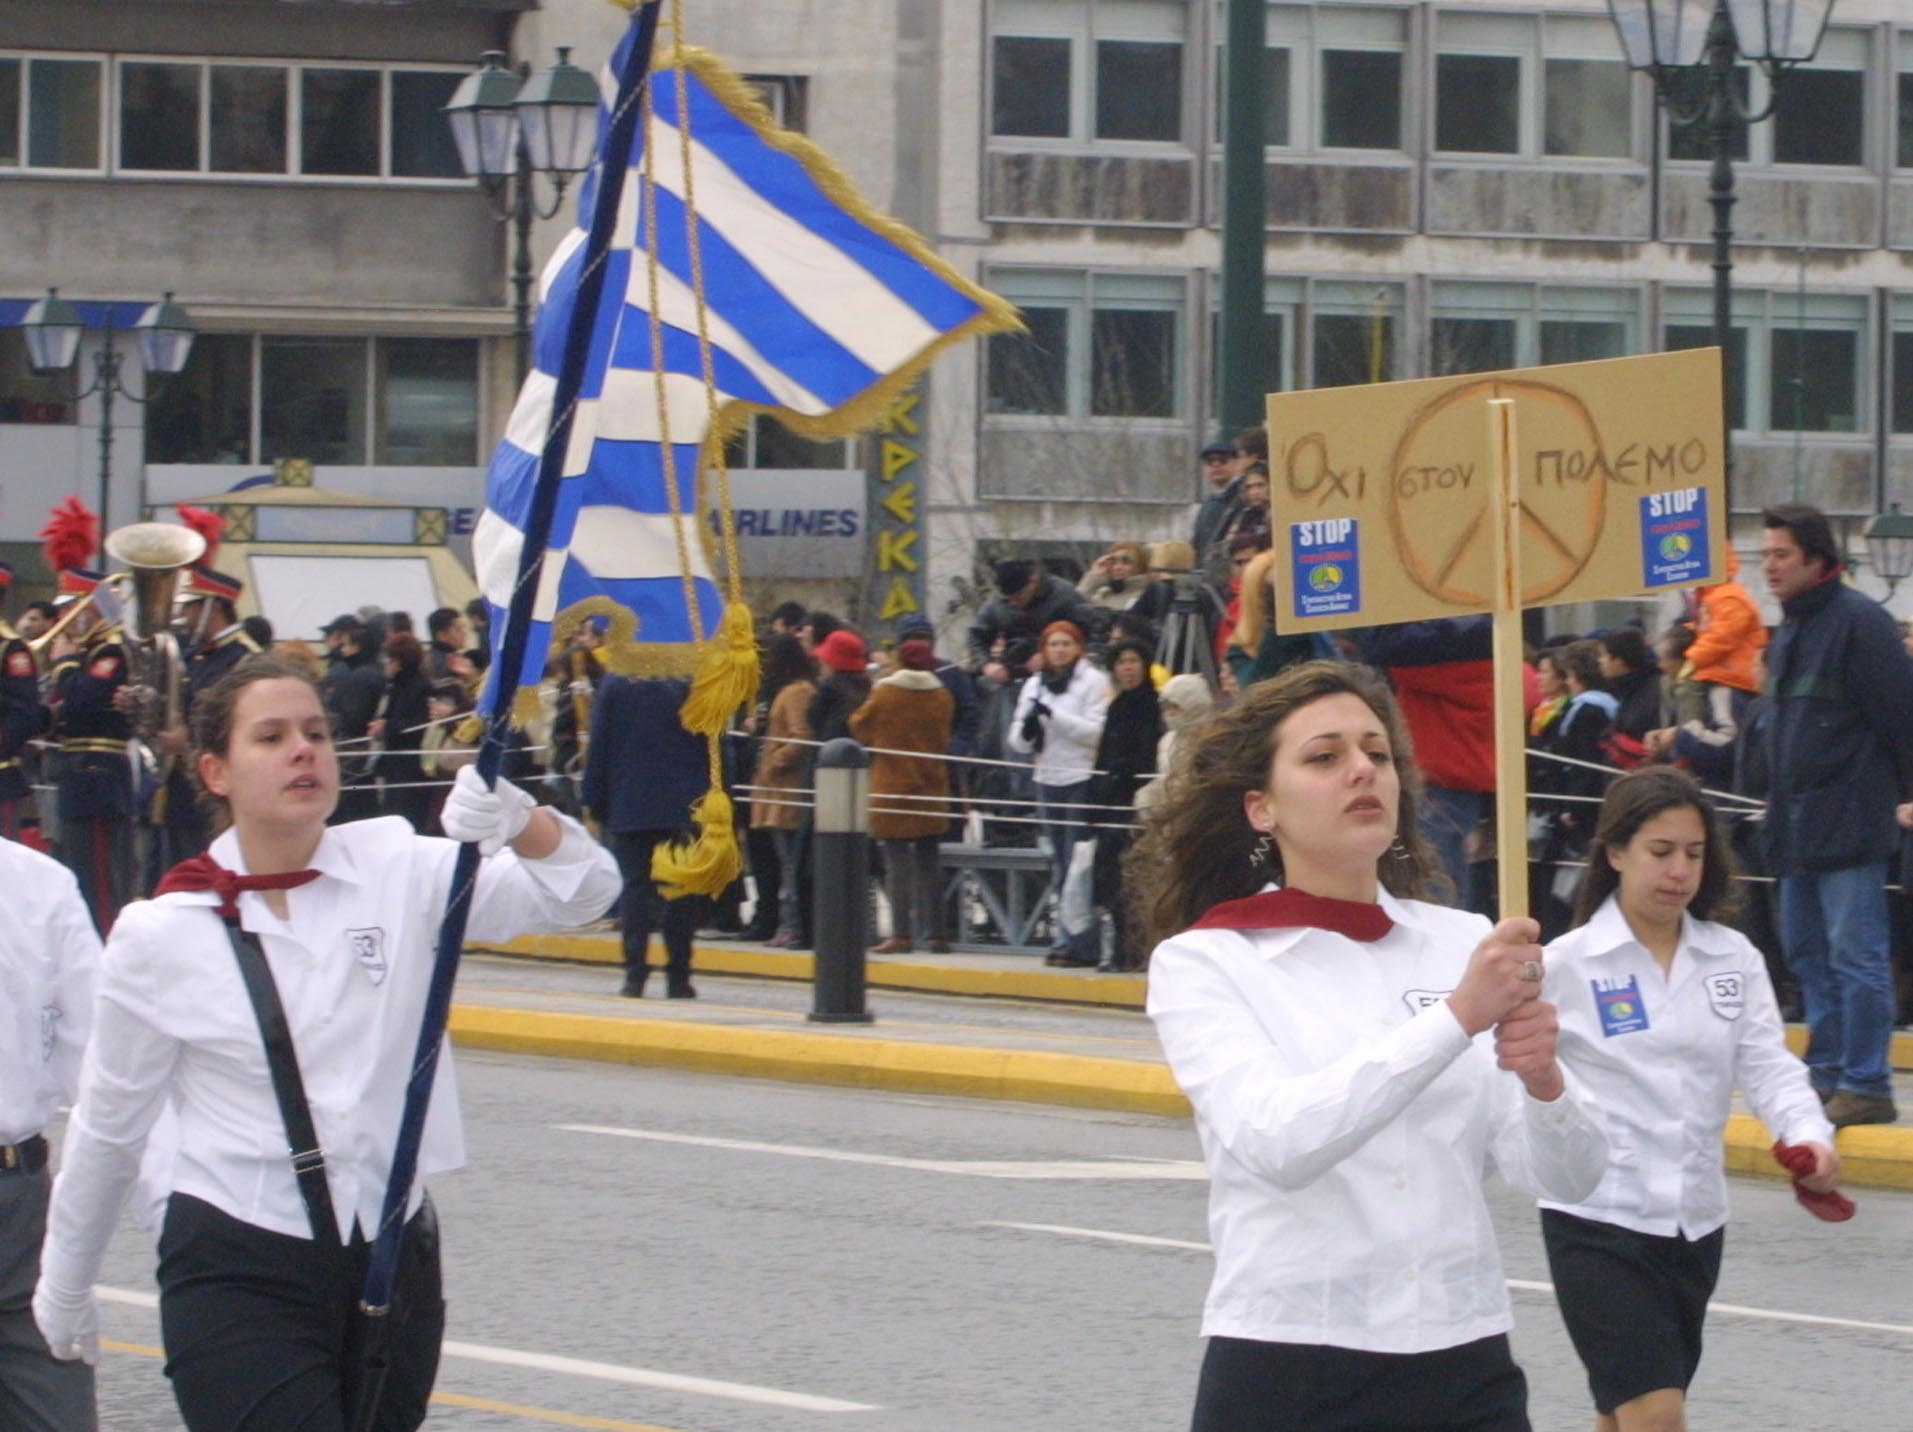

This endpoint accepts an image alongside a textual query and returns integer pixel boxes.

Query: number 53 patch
[1704,972,1744,1021]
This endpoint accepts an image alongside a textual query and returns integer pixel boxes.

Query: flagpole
[349,6,664,1427]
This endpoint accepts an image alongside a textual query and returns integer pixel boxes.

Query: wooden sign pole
[1486,397,1529,921]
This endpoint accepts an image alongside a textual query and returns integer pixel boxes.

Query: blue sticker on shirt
[1290,518,1361,620]
[1592,975,1649,1037]
[1640,486,1712,589]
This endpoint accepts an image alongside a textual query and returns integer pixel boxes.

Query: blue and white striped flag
[475,32,1018,716]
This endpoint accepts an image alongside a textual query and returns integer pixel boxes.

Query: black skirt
[1190,1332,1531,1432]
[1541,1207,1725,1414]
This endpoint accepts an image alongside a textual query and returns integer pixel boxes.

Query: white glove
[33,1279,99,1366]
[440,765,537,856]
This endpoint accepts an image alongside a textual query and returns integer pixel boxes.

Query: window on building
[1214,43,1291,146]
[1544,56,1632,158]
[986,269,1186,421]
[1309,283,1403,388]
[1900,70,1913,169]
[1765,295,1865,433]
[720,414,856,469]
[1208,280,1299,416]
[26,56,101,169]
[1432,316,1516,375]
[742,74,810,133]
[1666,66,1749,162]
[145,334,253,463]
[389,70,462,179]
[0,329,77,425]
[301,68,380,176]
[262,337,368,465]
[0,60,17,165]
[1431,282,1640,376]
[1092,308,1176,416]
[211,66,288,173]
[1436,14,1634,161]
[988,306,1069,416]
[1893,322,1913,434]
[1436,55,1519,154]
[1772,66,1864,166]
[119,61,200,171]
[990,1,1186,146]
[376,339,477,465]
[1539,318,1627,365]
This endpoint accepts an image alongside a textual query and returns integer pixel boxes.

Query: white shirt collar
[208,824,364,887]
[1583,892,1736,960]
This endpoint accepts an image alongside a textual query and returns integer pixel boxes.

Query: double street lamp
[1606,0,1837,509]
[22,288,197,527]
[444,48,600,385]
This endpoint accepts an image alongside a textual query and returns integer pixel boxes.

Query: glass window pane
[390,71,462,178]
[1901,73,1913,169]
[1313,311,1394,386]
[120,63,200,171]
[1214,47,1291,146]
[1770,328,1858,432]
[1540,319,1627,365]
[1773,69,1864,166]
[1096,41,1181,142]
[1431,317,1517,376]
[993,36,1071,138]
[1894,332,1913,433]
[1545,59,1631,158]
[301,68,379,176]
[0,60,20,165]
[1668,68,1748,161]
[1091,308,1176,417]
[262,337,368,464]
[146,334,252,463]
[377,338,477,465]
[1210,311,1286,417]
[1666,323,1747,431]
[211,66,287,173]
[0,330,78,425]
[987,307,1068,415]
[28,59,100,169]
[753,414,847,469]
[1321,50,1401,149]
[1436,55,1519,153]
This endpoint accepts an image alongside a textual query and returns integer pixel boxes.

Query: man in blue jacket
[1759,503,1913,1126]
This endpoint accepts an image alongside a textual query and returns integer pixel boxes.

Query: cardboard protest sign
[1267,349,1727,632]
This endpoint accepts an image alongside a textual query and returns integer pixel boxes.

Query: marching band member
[1541,767,1843,1432]
[0,835,100,1431]
[34,656,620,1430]
[47,568,135,936]
[1137,662,1606,1432]
[0,562,48,842]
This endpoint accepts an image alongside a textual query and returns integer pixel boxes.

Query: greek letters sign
[1266,349,1727,631]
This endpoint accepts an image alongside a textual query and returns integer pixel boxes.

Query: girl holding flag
[1137,661,1606,1432]
[34,656,619,1429]
[1540,767,1844,1432]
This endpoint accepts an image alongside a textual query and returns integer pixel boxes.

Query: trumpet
[25,574,129,665]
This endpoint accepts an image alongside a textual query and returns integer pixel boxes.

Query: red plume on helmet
[39,496,100,574]
[175,504,226,565]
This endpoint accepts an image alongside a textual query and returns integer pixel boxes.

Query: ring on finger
[1520,959,1541,982]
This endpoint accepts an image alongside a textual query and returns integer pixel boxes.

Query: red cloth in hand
[154,854,321,920]
[1190,888,1394,943]
[1771,1140,1855,1222]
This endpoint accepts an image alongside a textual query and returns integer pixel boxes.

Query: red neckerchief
[1189,888,1394,942]
[1771,1141,1856,1222]
[154,853,322,920]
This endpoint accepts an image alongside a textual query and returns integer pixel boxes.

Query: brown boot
[868,936,914,955]
[1825,1091,1898,1128]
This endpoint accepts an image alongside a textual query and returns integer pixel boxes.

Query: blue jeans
[1420,785,1485,913]
[1037,779,1098,959]
[1778,862,1894,1100]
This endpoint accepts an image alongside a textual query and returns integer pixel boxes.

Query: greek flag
[475,29,1016,714]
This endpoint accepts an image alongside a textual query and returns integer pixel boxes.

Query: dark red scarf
[1189,888,1393,942]
[154,854,321,920]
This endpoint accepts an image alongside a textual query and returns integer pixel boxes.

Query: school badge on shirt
[348,927,388,985]
[1402,988,1454,1015]
[1592,975,1649,1037]
[1703,972,1744,1020]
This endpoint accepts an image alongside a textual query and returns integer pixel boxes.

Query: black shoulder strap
[220,916,341,1246]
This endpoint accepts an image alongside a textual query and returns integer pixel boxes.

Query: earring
[1248,832,1273,868]
[1387,836,1409,861]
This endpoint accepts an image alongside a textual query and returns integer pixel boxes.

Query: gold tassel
[679,599,759,736]
[651,787,743,898]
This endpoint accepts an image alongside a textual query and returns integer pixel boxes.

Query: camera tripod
[1157,572,1219,688]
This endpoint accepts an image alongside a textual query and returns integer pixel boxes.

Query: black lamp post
[1606,0,1837,511]
[444,48,601,385]
[23,288,197,526]
[1863,504,1913,605]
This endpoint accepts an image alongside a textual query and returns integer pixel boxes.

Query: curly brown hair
[1126,661,1447,955]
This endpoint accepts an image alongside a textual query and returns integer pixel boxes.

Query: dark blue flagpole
[350,5,663,1425]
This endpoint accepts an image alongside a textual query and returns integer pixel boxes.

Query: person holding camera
[1076,542,1147,614]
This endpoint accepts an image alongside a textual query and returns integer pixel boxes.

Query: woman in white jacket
[1006,620,1109,965]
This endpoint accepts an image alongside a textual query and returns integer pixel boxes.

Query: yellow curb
[472,935,1149,1008]
[1723,1113,1913,1192]
[447,1004,1190,1117]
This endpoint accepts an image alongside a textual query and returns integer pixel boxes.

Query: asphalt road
[88,1050,1913,1430]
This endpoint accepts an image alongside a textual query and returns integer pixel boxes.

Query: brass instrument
[25,576,128,664]
[102,522,207,742]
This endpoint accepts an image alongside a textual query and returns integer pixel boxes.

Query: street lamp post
[1863,504,1913,605]
[444,48,601,386]
[1606,0,1837,511]
[22,288,196,528]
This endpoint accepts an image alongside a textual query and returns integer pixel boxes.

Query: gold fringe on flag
[679,599,758,737]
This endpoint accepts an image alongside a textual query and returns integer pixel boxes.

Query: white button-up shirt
[42,814,619,1297]
[0,841,99,1146]
[1542,894,1832,1239]
[1148,889,1607,1354]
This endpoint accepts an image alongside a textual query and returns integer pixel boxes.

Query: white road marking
[979,1228,1913,1341]
[558,1124,1207,1180]
[96,1285,877,1413]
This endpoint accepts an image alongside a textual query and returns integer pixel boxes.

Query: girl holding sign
[1137,661,1606,1432]
[1541,767,1843,1432]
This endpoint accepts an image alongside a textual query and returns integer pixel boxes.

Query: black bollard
[810,737,875,1024]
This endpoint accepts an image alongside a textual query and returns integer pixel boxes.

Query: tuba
[103,521,207,741]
